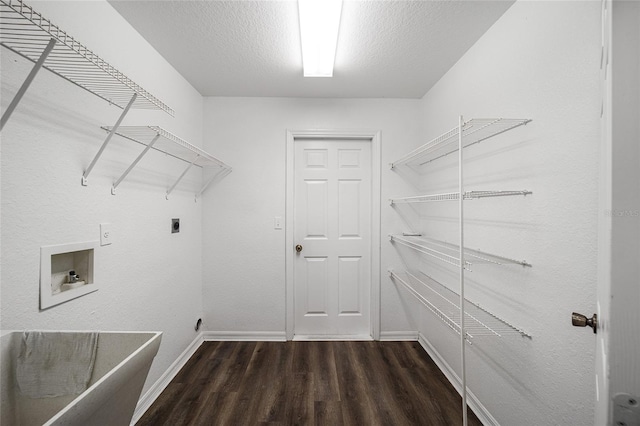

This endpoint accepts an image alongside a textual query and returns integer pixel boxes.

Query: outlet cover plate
[100,223,112,246]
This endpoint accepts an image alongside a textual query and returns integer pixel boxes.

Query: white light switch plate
[274,216,283,230]
[100,223,112,246]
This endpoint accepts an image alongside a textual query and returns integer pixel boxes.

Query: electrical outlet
[172,218,180,233]
[100,223,112,246]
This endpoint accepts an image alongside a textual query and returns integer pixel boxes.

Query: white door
[595,1,640,425]
[293,139,372,339]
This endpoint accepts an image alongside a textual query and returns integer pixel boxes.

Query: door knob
[572,312,597,334]
[295,244,303,253]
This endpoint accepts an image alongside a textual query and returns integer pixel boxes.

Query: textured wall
[406,1,601,425]
[0,1,204,396]
[201,97,423,336]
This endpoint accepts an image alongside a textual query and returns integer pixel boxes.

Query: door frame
[285,129,381,341]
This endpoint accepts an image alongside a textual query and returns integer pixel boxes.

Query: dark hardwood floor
[136,341,482,426]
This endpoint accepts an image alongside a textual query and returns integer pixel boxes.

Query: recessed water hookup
[171,218,180,234]
[40,240,98,310]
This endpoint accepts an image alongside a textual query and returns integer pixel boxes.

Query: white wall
[0,1,204,396]
[201,97,423,336]
[404,1,600,425]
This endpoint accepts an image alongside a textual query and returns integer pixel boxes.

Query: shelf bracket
[82,93,137,186]
[1,37,57,132]
[195,166,232,201]
[111,133,160,195]
[166,155,199,200]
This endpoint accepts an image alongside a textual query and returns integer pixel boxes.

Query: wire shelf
[0,0,174,115]
[390,190,532,204]
[389,269,531,340]
[390,118,531,169]
[102,126,230,169]
[99,126,231,198]
[389,234,531,270]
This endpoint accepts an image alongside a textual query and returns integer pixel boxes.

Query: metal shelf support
[95,126,231,198]
[111,132,160,195]
[166,155,199,200]
[196,166,232,201]
[0,37,56,131]
[458,115,468,426]
[82,93,136,186]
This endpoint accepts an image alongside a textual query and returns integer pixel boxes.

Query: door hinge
[613,393,639,426]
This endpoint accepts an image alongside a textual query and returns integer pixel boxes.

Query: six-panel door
[294,139,372,338]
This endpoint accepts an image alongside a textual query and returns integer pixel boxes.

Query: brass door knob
[295,244,303,253]
[572,312,597,334]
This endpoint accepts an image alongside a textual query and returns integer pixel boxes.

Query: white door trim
[286,129,381,341]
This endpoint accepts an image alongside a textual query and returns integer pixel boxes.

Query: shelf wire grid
[389,269,531,339]
[391,234,468,269]
[0,0,174,115]
[390,118,531,169]
[101,126,230,169]
[390,234,531,269]
[390,190,532,204]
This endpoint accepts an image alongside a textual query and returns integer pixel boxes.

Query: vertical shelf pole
[0,37,57,131]
[82,93,137,186]
[459,115,468,426]
[111,133,161,195]
[166,155,199,200]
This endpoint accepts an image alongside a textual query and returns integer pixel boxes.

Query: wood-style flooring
[136,341,482,426]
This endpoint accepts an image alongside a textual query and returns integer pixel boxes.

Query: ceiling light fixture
[298,0,343,77]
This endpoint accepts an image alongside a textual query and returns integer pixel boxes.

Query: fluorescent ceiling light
[298,0,343,77]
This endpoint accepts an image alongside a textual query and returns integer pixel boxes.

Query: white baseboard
[417,333,499,426]
[203,331,287,341]
[379,331,419,341]
[131,333,204,425]
[292,334,374,341]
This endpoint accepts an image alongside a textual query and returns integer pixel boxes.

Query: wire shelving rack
[0,0,174,124]
[390,118,531,169]
[389,115,532,426]
[388,269,531,341]
[390,234,531,271]
[390,190,531,205]
[0,0,202,193]
[98,126,231,199]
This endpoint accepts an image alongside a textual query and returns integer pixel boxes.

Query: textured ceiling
[109,1,514,98]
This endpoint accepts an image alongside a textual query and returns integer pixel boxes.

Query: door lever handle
[572,312,597,334]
